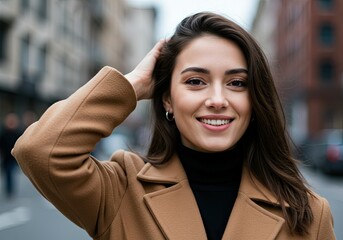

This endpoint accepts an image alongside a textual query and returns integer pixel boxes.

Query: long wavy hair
[147,12,313,235]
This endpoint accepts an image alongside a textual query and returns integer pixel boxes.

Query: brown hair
[147,12,313,235]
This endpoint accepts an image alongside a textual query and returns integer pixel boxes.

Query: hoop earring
[165,111,174,121]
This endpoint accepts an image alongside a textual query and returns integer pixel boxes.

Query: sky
[127,0,260,39]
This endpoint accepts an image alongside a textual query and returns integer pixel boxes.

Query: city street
[301,166,343,238]
[0,166,342,239]
[0,171,91,240]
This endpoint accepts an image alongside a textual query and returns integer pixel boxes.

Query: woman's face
[163,34,252,152]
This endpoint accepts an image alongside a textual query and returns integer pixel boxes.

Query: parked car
[300,129,343,174]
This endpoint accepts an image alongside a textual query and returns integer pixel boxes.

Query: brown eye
[229,80,247,87]
[185,78,205,86]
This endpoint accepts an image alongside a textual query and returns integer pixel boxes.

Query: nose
[205,85,229,110]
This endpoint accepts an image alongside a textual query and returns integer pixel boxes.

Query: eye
[185,78,206,86]
[228,79,247,88]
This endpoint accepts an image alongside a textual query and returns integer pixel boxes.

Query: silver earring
[165,111,174,121]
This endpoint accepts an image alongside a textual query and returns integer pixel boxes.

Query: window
[319,23,334,46]
[37,45,48,81]
[58,1,68,35]
[21,0,30,13]
[20,35,30,80]
[317,0,334,10]
[322,109,334,129]
[37,0,48,21]
[0,21,9,62]
[319,60,334,85]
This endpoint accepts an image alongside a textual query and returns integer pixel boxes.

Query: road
[0,171,91,240]
[300,166,343,238]
[0,166,342,239]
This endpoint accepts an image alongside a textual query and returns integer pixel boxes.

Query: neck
[177,143,243,184]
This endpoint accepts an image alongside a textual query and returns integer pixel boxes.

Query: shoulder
[308,192,332,216]
[308,192,335,238]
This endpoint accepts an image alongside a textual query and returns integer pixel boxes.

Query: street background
[1,0,343,239]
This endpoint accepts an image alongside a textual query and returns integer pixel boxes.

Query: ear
[162,92,173,113]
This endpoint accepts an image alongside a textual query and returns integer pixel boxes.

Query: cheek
[172,98,191,118]
[231,95,252,116]
[169,89,194,114]
[232,98,252,136]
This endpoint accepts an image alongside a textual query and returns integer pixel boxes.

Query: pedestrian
[12,12,335,239]
[0,113,21,199]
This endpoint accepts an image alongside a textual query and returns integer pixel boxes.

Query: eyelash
[229,79,247,87]
[185,78,205,86]
[185,78,247,88]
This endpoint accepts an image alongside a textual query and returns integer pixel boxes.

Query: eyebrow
[181,67,209,74]
[225,68,248,75]
[180,67,248,75]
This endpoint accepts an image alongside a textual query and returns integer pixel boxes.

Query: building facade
[0,0,158,155]
[252,0,343,144]
[0,0,126,120]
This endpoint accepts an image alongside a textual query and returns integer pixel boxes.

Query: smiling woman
[162,35,252,153]
[12,12,336,240]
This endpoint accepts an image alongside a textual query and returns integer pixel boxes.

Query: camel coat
[12,67,335,240]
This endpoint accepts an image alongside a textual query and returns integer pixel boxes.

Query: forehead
[173,34,247,72]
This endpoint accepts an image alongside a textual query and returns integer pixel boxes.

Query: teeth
[200,119,231,126]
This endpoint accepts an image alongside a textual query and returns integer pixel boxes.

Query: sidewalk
[0,170,90,240]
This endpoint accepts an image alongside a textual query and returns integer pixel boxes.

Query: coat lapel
[137,155,207,240]
[222,192,285,240]
[222,167,286,240]
[137,156,287,240]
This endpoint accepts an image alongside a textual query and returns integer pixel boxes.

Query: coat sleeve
[12,66,137,238]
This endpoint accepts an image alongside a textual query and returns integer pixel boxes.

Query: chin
[200,144,234,153]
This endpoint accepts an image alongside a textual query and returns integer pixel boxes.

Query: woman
[13,12,335,239]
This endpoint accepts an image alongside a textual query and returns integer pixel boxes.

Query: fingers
[149,38,168,59]
[125,39,168,100]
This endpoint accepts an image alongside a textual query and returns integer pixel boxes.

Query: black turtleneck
[177,143,243,240]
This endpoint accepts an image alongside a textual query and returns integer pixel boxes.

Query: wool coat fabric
[12,67,335,240]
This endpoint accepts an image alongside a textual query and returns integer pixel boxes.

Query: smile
[198,118,233,126]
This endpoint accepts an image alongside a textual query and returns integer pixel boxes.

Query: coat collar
[137,154,286,239]
[137,154,289,207]
[138,154,207,239]
[137,154,187,184]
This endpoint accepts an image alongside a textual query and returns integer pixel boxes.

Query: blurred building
[250,0,280,81]
[89,0,127,75]
[0,0,158,156]
[0,0,126,120]
[123,7,157,73]
[252,0,343,144]
[97,6,158,157]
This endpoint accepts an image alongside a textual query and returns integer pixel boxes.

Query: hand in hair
[125,39,167,101]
